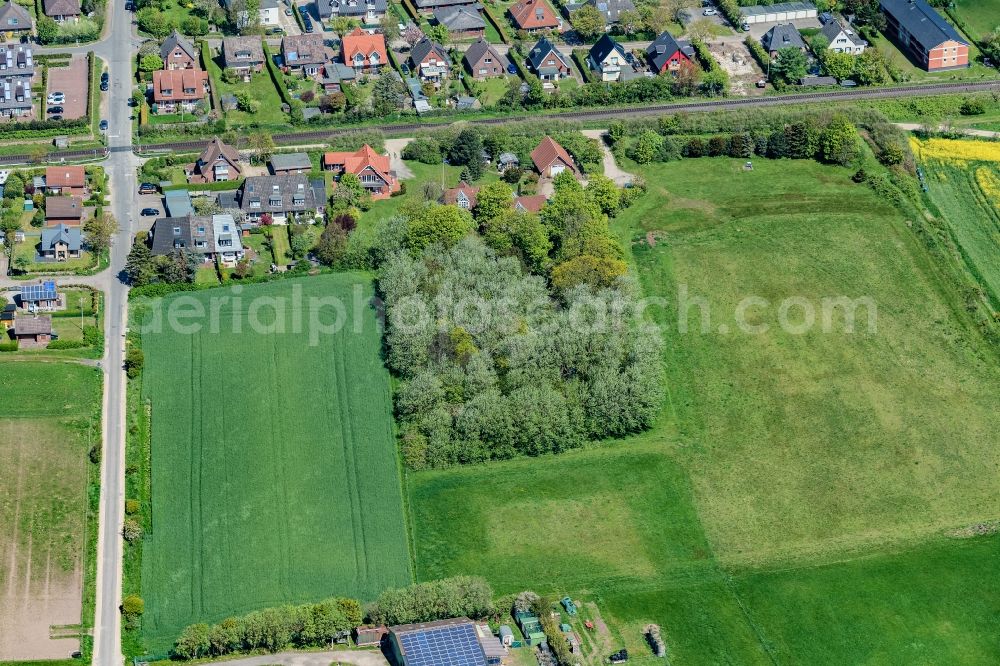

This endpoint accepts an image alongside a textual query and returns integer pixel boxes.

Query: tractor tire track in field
[333,329,369,586]
[274,342,292,600]
[189,333,204,621]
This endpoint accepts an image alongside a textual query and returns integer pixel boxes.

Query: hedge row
[262,41,294,109]
[571,49,595,84]
[481,5,511,44]
[744,35,770,72]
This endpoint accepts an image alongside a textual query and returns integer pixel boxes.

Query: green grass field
[204,45,287,126]
[918,159,1000,304]
[0,362,102,661]
[139,275,412,651]
[952,0,1000,40]
[407,156,1000,663]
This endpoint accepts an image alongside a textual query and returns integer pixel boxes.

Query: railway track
[2,79,997,164]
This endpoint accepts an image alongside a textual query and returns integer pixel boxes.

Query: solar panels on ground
[20,282,57,302]
[399,623,488,666]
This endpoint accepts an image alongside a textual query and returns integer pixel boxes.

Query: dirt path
[895,122,1000,138]
[581,129,635,186]
[384,138,414,179]
[204,649,389,666]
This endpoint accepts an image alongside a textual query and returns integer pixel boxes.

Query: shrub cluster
[173,597,362,659]
[366,577,494,626]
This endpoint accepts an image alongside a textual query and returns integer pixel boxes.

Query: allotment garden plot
[139,275,411,651]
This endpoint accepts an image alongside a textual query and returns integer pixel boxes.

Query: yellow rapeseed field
[910,137,1000,163]
[975,167,1000,212]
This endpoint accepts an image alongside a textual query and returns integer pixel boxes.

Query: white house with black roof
[527,37,571,81]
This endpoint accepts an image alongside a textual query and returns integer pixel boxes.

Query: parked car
[47,105,63,114]
[702,7,716,15]
[138,183,157,194]
[507,62,518,74]
[47,92,65,104]
[840,79,858,87]
[99,119,108,131]
[48,114,62,121]
[100,81,109,91]
[140,208,159,216]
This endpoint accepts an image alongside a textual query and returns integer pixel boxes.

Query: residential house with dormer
[509,0,559,32]
[410,37,450,85]
[527,37,571,81]
[222,36,265,79]
[151,67,209,112]
[321,144,400,199]
[186,137,243,184]
[282,34,327,77]
[341,27,387,74]
[646,30,695,73]
[316,0,387,24]
[233,175,326,222]
[161,30,198,70]
[820,19,867,54]
[0,42,33,118]
[0,1,32,38]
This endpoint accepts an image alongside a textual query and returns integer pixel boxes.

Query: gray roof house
[150,215,213,256]
[222,36,266,74]
[40,224,81,260]
[0,0,32,34]
[270,152,312,175]
[761,23,807,56]
[0,43,33,118]
[820,19,867,54]
[434,5,485,35]
[410,37,451,83]
[42,0,80,21]
[583,0,634,24]
[237,175,326,220]
[316,0,387,22]
[414,0,478,13]
[160,30,198,68]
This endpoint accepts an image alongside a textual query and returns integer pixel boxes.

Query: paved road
[83,3,138,666]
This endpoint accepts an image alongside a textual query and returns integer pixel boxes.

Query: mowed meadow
[408,157,1000,663]
[138,275,411,651]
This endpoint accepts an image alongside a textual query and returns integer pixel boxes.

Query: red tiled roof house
[151,68,209,113]
[45,166,87,196]
[342,27,388,73]
[321,144,400,199]
[509,0,560,33]
[531,136,577,178]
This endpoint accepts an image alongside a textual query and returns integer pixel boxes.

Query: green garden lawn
[204,44,287,126]
[952,0,1000,41]
[139,275,412,651]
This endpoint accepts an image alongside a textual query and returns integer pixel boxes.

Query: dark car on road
[140,208,160,216]
[138,183,157,194]
[47,105,63,114]
[99,119,109,131]
[48,114,62,121]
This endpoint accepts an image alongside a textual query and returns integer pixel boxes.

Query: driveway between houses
[206,650,389,666]
[582,129,634,186]
[384,137,414,179]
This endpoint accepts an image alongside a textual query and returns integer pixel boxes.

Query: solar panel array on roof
[399,623,487,666]
[20,282,57,302]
